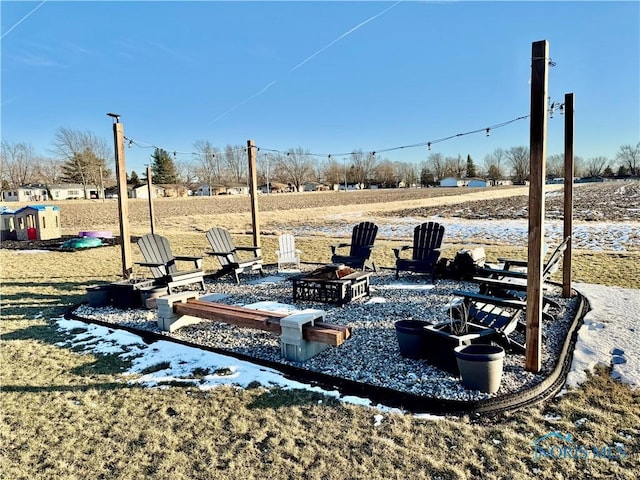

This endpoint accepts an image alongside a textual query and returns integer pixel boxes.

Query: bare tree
[224,144,247,184]
[546,153,565,179]
[50,127,111,196]
[427,152,446,181]
[276,147,313,191]
[349,149,377,186]
[175,159,199,190]
[34,157,64,186]
[584,156,609,177]
[396,161,419,187]
[616,142,640,175]
[193,139,222,194]
[444,155,466,178]
[506,146,530,184]
[0,141,38,187]
[323,157,344,186]
[484,148,506,182]
[374,158,398,187]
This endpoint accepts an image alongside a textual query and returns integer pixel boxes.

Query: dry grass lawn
[2,186,639,479]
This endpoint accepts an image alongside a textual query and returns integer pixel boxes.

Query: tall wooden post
[562,93,574,298]
[247,139,260,247]
[146,165,156,235]
[525,40,549,373]
[109,114,133,279]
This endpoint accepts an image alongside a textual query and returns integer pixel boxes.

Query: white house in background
[2,184,50,202]
[129,184,165,199]
[439,177,467,187]
[467,178,488,188]
[302,182,330,192]
[49,184,90,200]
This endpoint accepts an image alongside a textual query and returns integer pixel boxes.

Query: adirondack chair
[393,222,445,281]
[330,221,378,271]
[136,233,205,294]
[451,290,527,353]
[276,233,301,271]
[205,227,264,283]
[474,236,571,306]
[477,236,570,282]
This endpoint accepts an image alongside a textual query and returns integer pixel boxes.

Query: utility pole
[107,113,133,279]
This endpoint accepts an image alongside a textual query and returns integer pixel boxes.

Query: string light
[123,112,531,161]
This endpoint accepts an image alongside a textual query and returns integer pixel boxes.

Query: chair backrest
[206,227,238,267]
[349,221,378,259]
[278,234,296,257]
[138,233,177,278]
[543,236,570,278]
[412,222,445,261]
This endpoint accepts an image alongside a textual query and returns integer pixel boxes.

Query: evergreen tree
[129,171,141,186]
[150,148,178,184]
[466,154,477,178]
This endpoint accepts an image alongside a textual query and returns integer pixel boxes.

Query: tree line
[1,127,638,196]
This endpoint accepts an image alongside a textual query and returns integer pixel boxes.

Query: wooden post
[109,115,133,279]
[562,93,574,298]
[146,165,156,235]
[525,40,549,373]
[247,139,260,247]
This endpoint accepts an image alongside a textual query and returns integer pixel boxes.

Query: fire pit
[290,265,371,305]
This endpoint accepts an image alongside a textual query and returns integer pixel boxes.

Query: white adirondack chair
[276,234,301,271]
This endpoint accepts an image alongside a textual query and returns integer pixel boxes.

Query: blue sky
[2,1,639,174]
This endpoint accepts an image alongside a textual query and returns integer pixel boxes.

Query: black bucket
[394,320,431,359]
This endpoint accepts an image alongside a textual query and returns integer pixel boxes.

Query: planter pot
[110,279,155,309]
[86,285,111,308]
[454,344,505,393]
[394,320,432,359]
[422,322,497,375]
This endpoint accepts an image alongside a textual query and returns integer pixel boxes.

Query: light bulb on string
[485,128,490,137]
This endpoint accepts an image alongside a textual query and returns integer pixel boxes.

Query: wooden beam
[146,165,156,235]
[112,120,133,279]
[173,300,350,346]
[525,40,549,373]
[563,93,575,298]
[247,139,261,248]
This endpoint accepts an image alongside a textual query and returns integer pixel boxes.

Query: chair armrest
[330,243,351,255]
[496,257,527,270]
[174,255,203,269]
[392,245,411,259]
[206,250,232,257]
[451,290,527,309]
[236,246,260,252]
[136,261,164,268]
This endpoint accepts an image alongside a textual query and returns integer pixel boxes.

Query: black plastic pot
[454,344,505,393]
[86,285,111,308]
[394,320,431,359]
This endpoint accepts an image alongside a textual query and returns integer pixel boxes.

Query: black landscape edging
[64,291,586,416]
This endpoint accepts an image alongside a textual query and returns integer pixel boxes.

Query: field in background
[1,183,639,479]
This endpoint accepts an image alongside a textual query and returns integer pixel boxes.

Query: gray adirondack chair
[205,227,264,283]
[393,222,445,281]
[330,221,378,271]
[136,233,205,294]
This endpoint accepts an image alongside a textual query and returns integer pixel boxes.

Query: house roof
[15,205,60,214]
